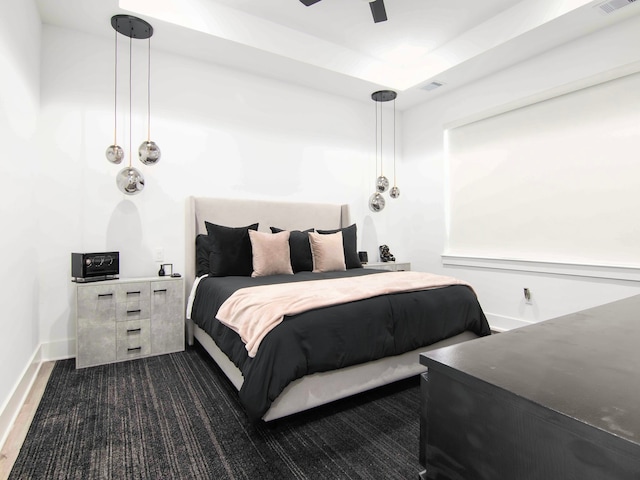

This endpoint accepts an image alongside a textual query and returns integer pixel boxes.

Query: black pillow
[205,221,259,277]
[195,234,214,277]
[270,227,314,273]
[317,224,362,269]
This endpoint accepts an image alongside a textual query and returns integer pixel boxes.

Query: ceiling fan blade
[300,0,322,6]
[369,0,387,23]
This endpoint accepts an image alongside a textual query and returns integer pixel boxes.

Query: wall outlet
[154,247,164,262]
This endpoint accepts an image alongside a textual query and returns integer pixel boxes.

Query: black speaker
[358,251,368,264]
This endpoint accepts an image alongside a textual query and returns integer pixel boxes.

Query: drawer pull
[127,346,142,352]
[126,309,141,314]
[126,291,141,296]
[127,328,142,334]
[154,289,167,294]
[98,293,113,298]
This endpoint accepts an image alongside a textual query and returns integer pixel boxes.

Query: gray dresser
[75,276,184,368]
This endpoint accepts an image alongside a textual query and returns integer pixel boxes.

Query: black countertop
[421,294,640,451]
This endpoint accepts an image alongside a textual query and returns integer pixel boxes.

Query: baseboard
[41,337,75,362]
[485,313,533,332]
[0,345,43,451]
[0,338,75,451]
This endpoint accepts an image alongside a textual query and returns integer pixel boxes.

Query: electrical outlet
[154,247,164,262]
[524,288,532,305]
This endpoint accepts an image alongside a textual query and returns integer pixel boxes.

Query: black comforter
[190,269,490,421]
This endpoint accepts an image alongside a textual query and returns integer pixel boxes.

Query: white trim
[485,313,533,332]
[442,254,640,282]
[0,345,43,451]
[40,338,75,362]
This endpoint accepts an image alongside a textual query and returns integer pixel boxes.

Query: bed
[185,197,490,422]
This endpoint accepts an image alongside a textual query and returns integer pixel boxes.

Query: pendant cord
[379,100,383,176]
[147,37,151,141]
[128,34,132,168]
[113,25,118,145]
[393,97,396,187]
[375,100,378,178]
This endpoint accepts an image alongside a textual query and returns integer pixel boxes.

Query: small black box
[72,252,119,282]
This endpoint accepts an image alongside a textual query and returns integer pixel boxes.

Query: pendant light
[107,15,160,195]
[138,33,161,166]
[389,94,400,199]
[369,90,398,212]
[105,24,124,165]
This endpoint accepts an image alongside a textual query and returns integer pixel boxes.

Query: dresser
[362,261,410,271]
[418,294,640,480]
[75,276,184,368]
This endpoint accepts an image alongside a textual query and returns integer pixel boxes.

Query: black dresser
[419,294,640,480]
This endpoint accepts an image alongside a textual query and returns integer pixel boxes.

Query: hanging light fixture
[106,15,160,195]
[389,94,400,199]
[105,22,124,165]
[369,89,398,212]
[138,29,161,166]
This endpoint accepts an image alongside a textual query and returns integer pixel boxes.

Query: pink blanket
[216,271,472,357]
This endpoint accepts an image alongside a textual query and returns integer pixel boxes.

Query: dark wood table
[419,294,640,480]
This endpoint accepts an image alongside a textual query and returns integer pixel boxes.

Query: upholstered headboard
[184,196,351,309]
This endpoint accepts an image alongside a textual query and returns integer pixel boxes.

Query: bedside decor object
[379,244,395,262]
[358,251,368,264]
[106,15,160,195]
[71,252,119,282]
[158,263,173,276]
[369,90,399,212]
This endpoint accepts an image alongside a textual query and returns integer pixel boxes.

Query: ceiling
[36,0,640,109]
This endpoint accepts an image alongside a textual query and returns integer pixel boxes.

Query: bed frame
[185,196,479,421]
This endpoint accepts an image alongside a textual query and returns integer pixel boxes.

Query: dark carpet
[9,343,421,479]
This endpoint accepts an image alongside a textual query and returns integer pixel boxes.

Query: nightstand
[75,276,184,368]
[362,261,411,272]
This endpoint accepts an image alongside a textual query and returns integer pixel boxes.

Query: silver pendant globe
[369,192,386,212]
[376,175,389,193]
[139,141,161,165]
[116,167,145,195]
[105,145,124,164]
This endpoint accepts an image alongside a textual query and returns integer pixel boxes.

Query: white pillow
[309,231,346,273]
[249,230,294,277]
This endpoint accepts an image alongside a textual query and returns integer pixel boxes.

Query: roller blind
[446,71,640,266]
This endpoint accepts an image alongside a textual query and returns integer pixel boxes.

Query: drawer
[115,282,150,303]
[116,300,150,322]
[116,318,151,360]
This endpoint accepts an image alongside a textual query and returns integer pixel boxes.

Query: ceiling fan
[299,0,388,23]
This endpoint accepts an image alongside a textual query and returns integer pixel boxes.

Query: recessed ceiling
[36,0,640,109]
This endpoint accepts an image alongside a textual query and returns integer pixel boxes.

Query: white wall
[36,24,397,356]
[402,14,640,330]
[0,0,41,443]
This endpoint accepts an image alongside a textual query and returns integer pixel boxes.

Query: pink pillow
[249,230,294,277]
[309,231,346,273]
